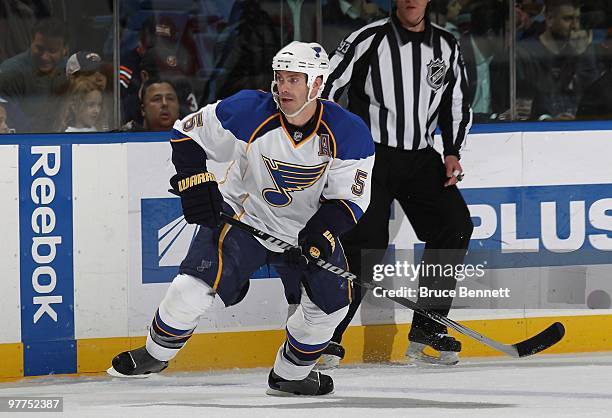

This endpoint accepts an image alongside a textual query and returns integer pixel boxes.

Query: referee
[319,0,473,367]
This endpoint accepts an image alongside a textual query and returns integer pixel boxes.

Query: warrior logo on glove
[176,172,216,192]
[170,171,223,228]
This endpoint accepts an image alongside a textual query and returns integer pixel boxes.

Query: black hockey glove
[284,220,337,272]
[170,171,223,228]
[299,226,336,264]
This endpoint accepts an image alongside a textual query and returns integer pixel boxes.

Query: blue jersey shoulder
[321,100,374,160]
[215,90,277,142]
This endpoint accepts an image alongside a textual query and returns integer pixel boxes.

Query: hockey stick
[220,213,565,358]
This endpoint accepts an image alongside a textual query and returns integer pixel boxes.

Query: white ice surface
[1,353,611,418]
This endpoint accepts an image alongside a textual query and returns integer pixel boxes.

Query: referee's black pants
[333,144,473,343]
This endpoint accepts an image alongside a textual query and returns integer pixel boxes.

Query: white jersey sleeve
[171,102,244,164]
[171,90,279,164]
[320,102,375,227]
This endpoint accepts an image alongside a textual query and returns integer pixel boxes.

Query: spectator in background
[142,46,198,115]
[322,0,387,58]
[455,0,476,34]
[126,78,179,132]
[0,95,26,133]
[516,0,546,40]
[0,17,68,132]
[202,0,280,103]
[577,31,612,119]
[460,0,509,122]
[445,0,462,37]
[55,78,103,132]
[0,97,11,133]
[324,0,384,24]
[122,45,198,128]
[63,51,113,130]
[120,17,180,122]
[517,0,599,120]
[66,51,110,92]
[120,15,199,122]
[0,0,37,62]
[430,0,462,39]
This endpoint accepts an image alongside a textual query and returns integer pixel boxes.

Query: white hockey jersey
[171,90,375,250]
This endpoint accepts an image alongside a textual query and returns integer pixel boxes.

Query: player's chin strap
[271,82,319,119]
[217,212,566,359]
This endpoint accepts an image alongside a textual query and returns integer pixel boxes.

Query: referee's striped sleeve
[438,39,473,158]
[323,19,388,102]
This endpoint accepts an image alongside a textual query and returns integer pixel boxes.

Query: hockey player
[107,41,375,396]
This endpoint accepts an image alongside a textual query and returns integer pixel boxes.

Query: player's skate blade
[406,342,459,366]
[266,369,334,396]
[107,346,168,378]
[315,342,345,370]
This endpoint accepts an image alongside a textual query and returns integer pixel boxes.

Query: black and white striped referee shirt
[322,14,472,157]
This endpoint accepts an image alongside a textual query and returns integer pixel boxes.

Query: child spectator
[56,78,103,132]
[62,51,112,130]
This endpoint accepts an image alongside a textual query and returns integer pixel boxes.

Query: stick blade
[514,322,565,357]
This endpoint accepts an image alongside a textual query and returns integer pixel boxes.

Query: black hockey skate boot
[266,369,334,396]
[316,341,345,370]
[107,346,168,378]
[406,328,462,366]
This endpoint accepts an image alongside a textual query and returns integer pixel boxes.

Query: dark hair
[470,1,506,36]
[31,17,68,41]
[545,0,581,15]
[141,78,178,102]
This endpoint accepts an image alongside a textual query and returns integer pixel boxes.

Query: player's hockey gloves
[296,220,337,271]
[285,201,353,271]
[170,171,223,227]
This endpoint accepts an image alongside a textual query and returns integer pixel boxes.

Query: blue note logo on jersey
[261,155,328,207]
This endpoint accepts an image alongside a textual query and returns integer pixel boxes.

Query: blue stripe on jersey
[340,199,364,222]
[286,329,330,353]
[321,100,375,160]
[215,90,278,143]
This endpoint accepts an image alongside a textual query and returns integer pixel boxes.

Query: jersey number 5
[351,170,368,196]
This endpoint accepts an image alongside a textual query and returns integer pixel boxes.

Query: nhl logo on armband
[426,58,447,91]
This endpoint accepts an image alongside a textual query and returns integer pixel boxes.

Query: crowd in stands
[429,0,612,121]
[0,0,611,134]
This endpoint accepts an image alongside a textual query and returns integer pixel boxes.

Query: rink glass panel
[1,1,612,134]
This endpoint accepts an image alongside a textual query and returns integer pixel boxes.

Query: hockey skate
[406,328,461,366]
[107,346,168,378]
[315,341,345,370]
[266,369,334,396]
